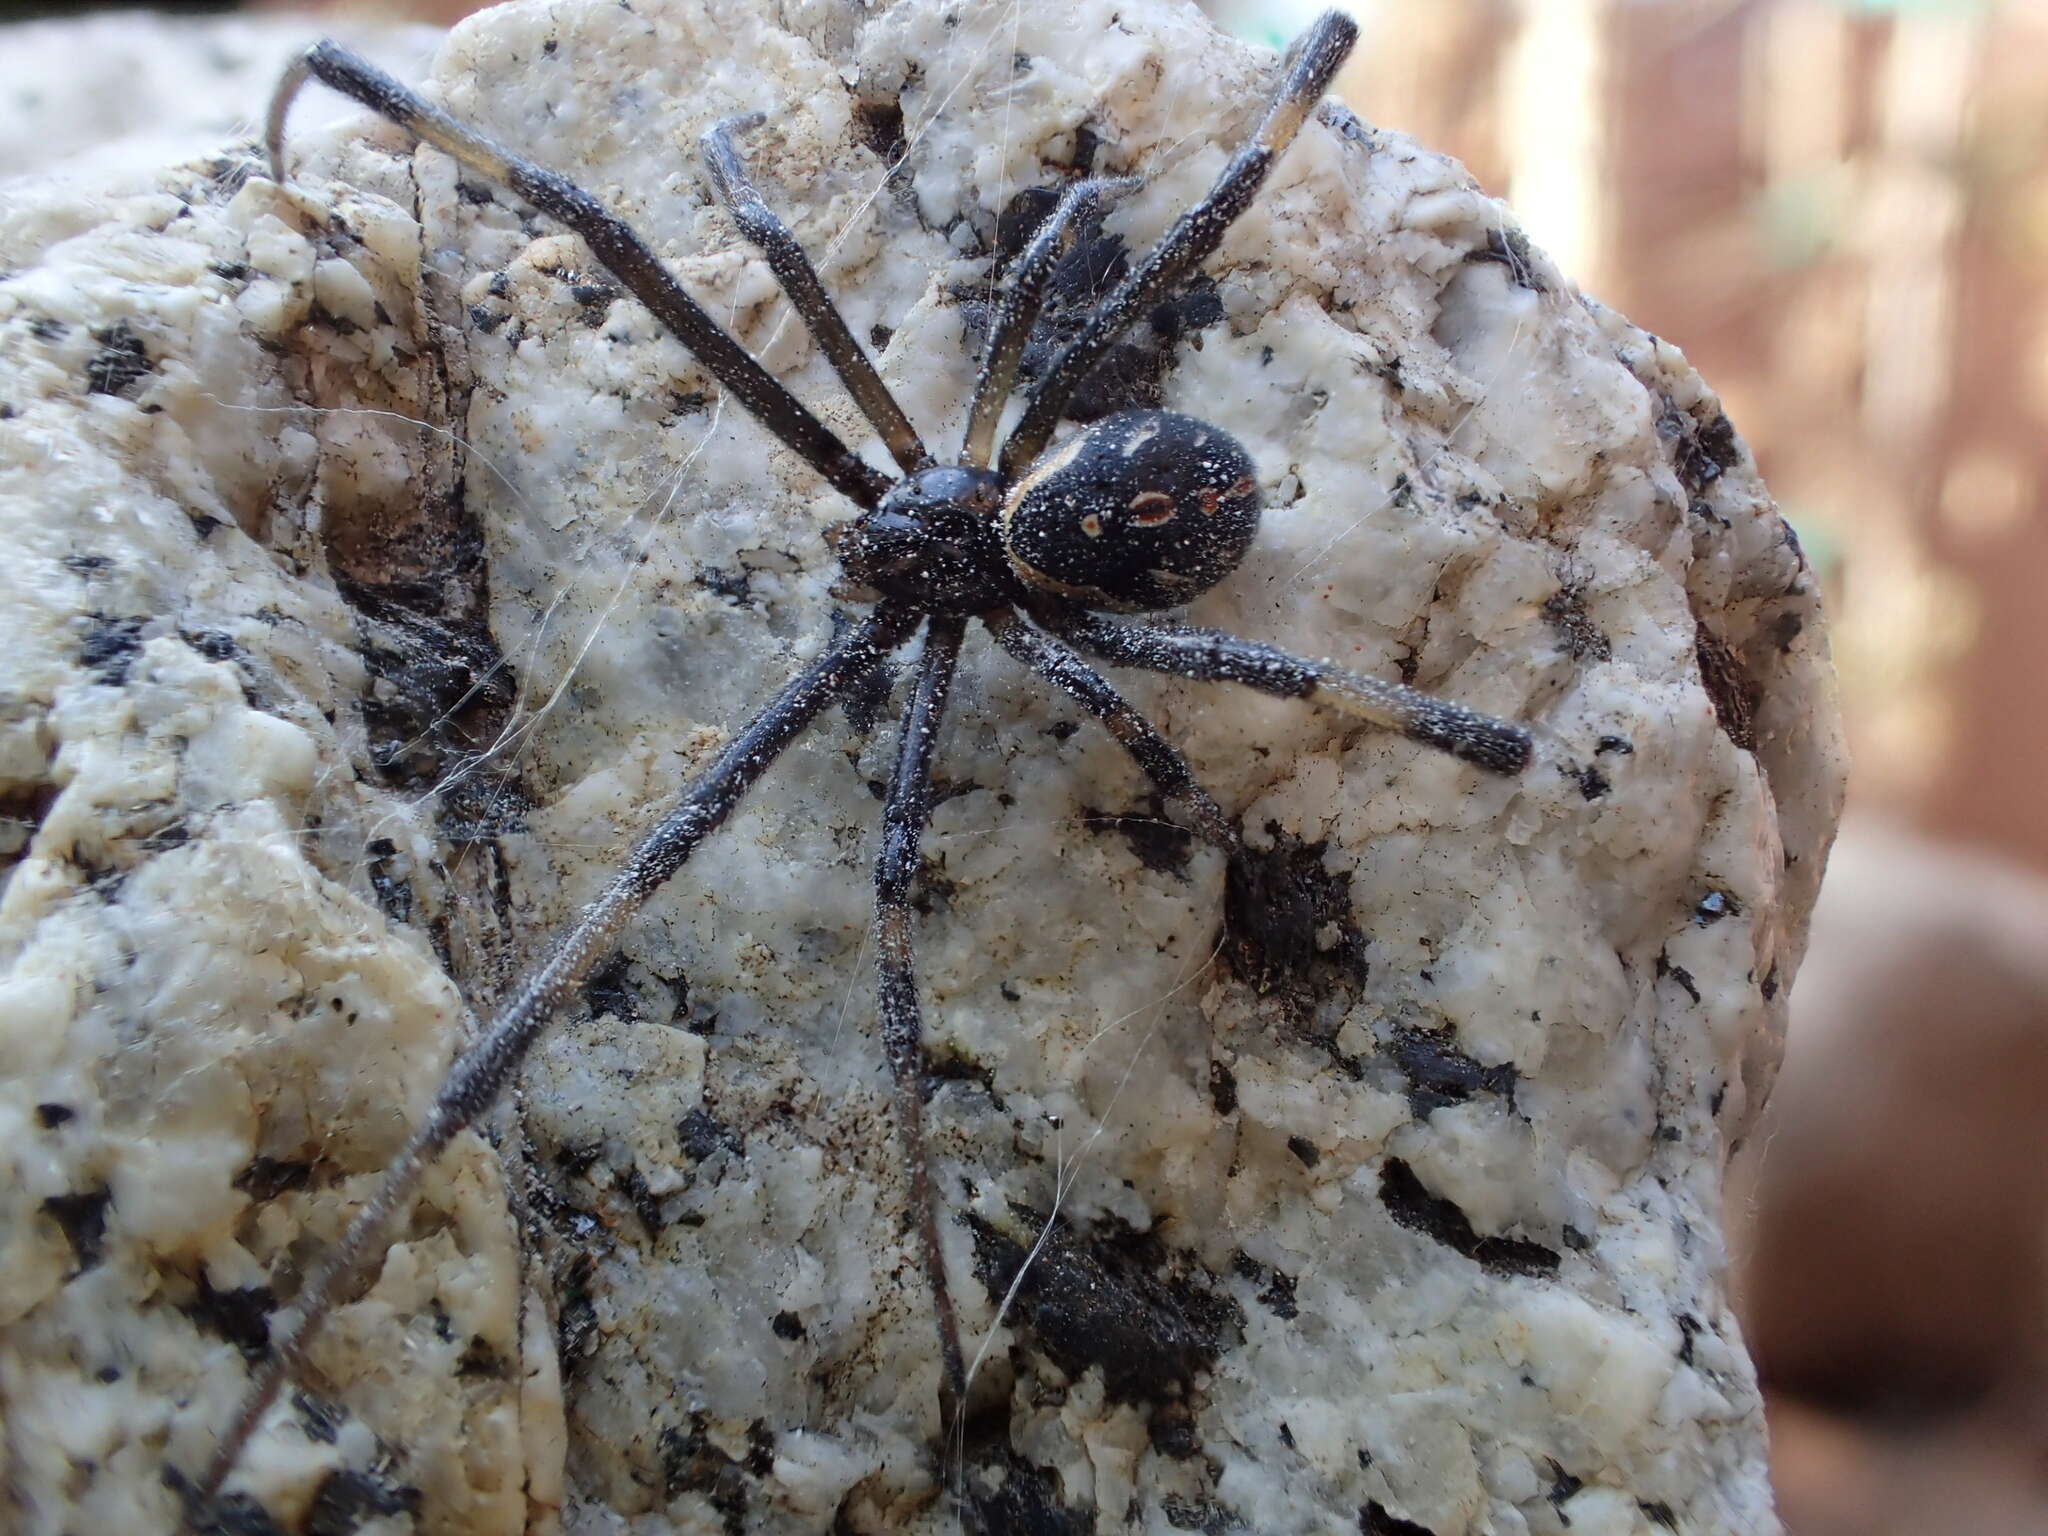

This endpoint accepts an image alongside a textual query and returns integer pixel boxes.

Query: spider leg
[1045,608,1534,775]
[985,607,1238,850]
[960,175,1138,470]
[703,114,932,476]
[189,605,916,1513]
[997,11,1359,479]
[871,615,971,1430]
[267,43,893,509]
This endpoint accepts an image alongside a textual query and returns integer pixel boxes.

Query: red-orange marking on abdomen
[1130,490,1177,527]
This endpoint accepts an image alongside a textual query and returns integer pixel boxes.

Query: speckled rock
[0,1,1842,1533]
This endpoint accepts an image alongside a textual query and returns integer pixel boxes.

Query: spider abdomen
[1000,409,1260,611]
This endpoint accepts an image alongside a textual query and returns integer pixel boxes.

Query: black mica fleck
[1257,1267,1299,1320]
[1546,1460,1584,1512]
[293,1391,347,1445]
[162,1467,290,1536]
[582,950,639,1021]
[1668,408,1742,493]
[850,93,907,166]
[1694,622,1760,751]
[1082,797,1193,877]
[1462,225,1541,291]
[42,1185,111,1272]
[1377,1159,1559,1278]
[554,1249,600,1377]
[968,1208,1243,1406]
[85,321,153,398]
[79,613,146,684]
[304,1468,421,1536]
[698,564,753,607]
[1542,580,1610,662]
[615,1164,666,1235]
[678,1107,743,1162]
[1360,1500,1436,1535]
[1387,1027,1517,1117]
[1565,761,1611,800]
[457,1335,509,1378]
[185,1272,277,1363]
[233,1156,314,1203]
[659,1412,752,1535]
[964,1449,1093,1536]
[1222,828,1369,1023]
[1656,950,1701,1005]
[1207,1059,1238,1116]
[1677,1312,1702,1366]
[1164,1495,1246,1533]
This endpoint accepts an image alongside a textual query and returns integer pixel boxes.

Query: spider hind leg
[188,610,915,1513]
[986,607,1238,852]
[872,616,973,1432]
[1049,608,1535,776]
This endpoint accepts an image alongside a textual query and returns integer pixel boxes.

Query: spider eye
[1000,410,1261,611]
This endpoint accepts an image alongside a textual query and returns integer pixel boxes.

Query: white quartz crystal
[0,0,1843,1531]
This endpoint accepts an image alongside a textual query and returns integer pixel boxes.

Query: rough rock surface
[0,12,439,184]
[0,1,1843,1532]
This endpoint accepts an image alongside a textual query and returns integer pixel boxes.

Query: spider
[187,7,1533,1522]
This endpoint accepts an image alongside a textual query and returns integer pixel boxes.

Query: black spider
[191,8,1532,1521]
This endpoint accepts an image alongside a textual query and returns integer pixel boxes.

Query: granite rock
[0,0,1843,1531]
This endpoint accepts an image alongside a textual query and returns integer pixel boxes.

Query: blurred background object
[4,0,2043,1527]
[1732,819,2048,1534]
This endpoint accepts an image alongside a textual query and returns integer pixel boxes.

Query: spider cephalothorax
[189,10,1536,1528]
[829,407,1261,614]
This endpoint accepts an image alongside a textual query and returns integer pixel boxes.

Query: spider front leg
[1045,608,1534,775]
[185,607,915,1517]
[268,42,893,507]
[871,615,971,1432]
[702,114,931,476]
[998,9,1360,477]
[960,175,1137,469]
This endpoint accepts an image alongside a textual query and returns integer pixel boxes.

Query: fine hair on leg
[985,607,1238,851]
[1043,607,1534,775]
[267,42,893,508]
[702,113,932,475]
[191,608,914,1509]
[959,175,1138,469]
[871,615,971,1429]
[997,11,1360,477]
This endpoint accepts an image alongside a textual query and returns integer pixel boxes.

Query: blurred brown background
[6,0,2044,1528]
